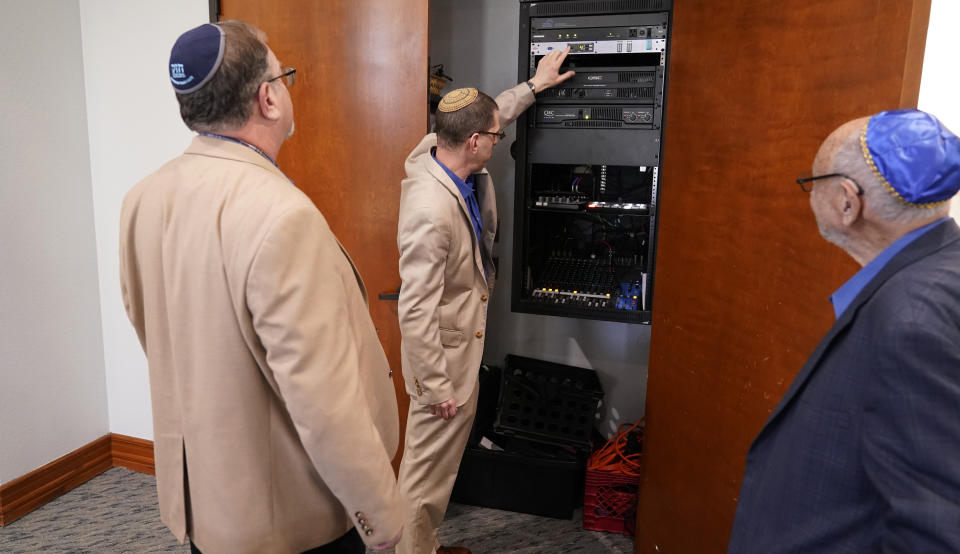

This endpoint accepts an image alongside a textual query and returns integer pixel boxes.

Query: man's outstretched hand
[529,46,576,93]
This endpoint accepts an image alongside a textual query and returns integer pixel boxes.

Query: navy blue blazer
[729,220,960,553]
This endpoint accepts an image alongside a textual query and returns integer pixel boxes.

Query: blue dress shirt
[431,150,483,243]
[830,217,950,319]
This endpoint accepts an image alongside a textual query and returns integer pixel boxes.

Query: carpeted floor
[0,468,633,553]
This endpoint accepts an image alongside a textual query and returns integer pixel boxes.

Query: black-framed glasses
[476,130,506,141]
[796,172,864,195]
[266,66,296,87]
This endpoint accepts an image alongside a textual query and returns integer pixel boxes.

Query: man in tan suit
[120,21,402,554]
[395,49,574,554]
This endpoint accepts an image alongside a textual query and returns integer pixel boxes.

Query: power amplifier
[535,105,655,128]
[536,69,657,103]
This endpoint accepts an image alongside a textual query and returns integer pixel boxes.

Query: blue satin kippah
[169,23,225,94]
[860,109,960,206]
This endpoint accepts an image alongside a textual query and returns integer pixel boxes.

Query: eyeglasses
[266,66,296,87]
[796,172,864,195]
[476,130,506,141]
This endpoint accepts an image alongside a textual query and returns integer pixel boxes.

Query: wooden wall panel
[0,436,112,526]
[220,1,428,468]
[636,1,930,552]
[111,433,156,475]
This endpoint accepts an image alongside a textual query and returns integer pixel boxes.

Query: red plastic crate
[582,468,640,535]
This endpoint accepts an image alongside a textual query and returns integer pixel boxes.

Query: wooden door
[220,0,428,469]
[634,1,931,551]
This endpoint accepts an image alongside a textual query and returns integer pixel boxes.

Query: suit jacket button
[480,295,488,302]
[476,331,483,338]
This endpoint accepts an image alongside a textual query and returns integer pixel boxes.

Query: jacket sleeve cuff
[348,489,405,548]
[411,377,455,406]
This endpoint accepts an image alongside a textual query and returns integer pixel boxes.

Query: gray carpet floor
[0,468,633,553]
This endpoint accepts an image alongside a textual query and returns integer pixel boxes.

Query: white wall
[0,0,109,484]
[917,0,960,219]
[430,0,650,436]
[79,0,208,441]
[0,0,207,485]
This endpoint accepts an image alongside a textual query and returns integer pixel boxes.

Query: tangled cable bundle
[587,419,644,476]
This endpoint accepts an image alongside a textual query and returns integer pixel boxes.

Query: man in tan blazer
[120,21,402,554]
[395,49,574,554]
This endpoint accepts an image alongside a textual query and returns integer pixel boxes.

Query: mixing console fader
[528,256,646,313]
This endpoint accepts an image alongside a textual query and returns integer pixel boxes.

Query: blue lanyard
[198,132,281,170]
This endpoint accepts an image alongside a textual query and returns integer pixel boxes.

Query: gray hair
[833,124,949,224]
[175,20,270,133]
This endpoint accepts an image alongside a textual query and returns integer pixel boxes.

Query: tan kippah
[438,87,479,113]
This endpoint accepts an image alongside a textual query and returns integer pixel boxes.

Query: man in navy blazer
[729,109,960,553]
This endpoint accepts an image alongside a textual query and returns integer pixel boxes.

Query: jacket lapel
[756,220,960,440]
[425,157,487,283]
[474,171,497,276]
[335,240,369,305]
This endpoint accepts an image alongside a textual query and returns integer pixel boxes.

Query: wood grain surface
[635,1,931,551]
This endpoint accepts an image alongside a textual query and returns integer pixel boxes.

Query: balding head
[814,117,868,177]
[808,113,956,265]
[815,116,950,225]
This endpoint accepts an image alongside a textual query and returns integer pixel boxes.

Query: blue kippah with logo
[169,23,225,94]
[860,108,960,207]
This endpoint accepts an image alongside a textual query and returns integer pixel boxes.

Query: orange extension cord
[587,419,644,476]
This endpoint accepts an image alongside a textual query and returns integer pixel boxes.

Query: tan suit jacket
[120,136,403,553]
[397,83,535,407]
